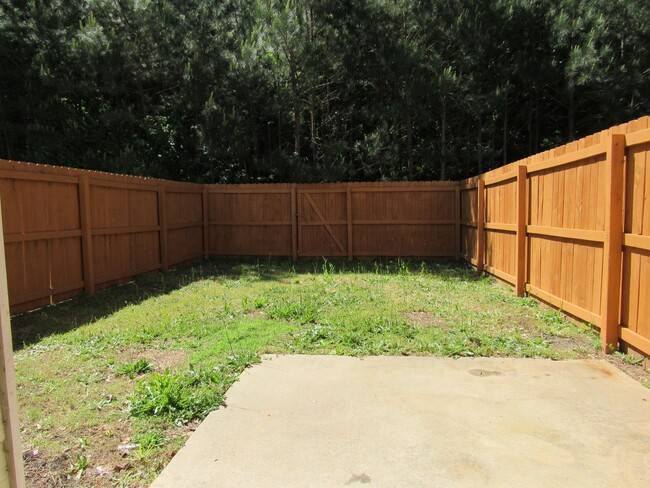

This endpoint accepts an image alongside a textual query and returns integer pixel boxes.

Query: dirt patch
[604,354,650,385]
[132,349,189,372]
[24,422,134,487]
[405,311,449,330]
[24,419,196,487]
[24,449,70,487]
[543,335,589,352]
[246,310,267,320]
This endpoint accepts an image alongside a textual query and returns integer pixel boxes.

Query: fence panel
[348,182,459,257]
[89,179,161,289]
[207,185,294,257]
[0,163,84,313]
[484,175,517,283]
[165,186,205,267]
[298,185,348,257]
[0,160,206,314]
[462,115,650,357]
[621,121,650,353]
[460,186,478,264]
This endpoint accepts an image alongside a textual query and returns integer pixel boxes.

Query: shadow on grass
[11,257,476,350]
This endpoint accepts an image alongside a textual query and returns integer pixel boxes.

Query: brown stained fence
[205,181,460,259]
[0,164,460,314]
[461,115,650,359]
[0,160,205,314]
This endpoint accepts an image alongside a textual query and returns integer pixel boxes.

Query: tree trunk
[294,104,301,156]
[477,113,483,174]
[527,101,533,155]
[502,88,508,165]
[277,110,282,151]
[3,129,11,160]
[310,95,316,164]
[441,96,447,180]
[535,87,540,153]
[407,110,414,180]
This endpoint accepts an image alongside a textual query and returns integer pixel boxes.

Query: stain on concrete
[587,362,614,377]
[345,473,372,485]
[469,369,503,377]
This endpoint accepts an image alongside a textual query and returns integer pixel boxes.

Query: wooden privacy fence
[461,115,650,358]
[0,161,459,314]
[0,160,205,314]
[208,182,459,259]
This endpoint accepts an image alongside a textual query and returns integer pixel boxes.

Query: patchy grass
[13,258,601,487]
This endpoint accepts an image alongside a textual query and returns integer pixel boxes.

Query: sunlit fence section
[461,115,650,357]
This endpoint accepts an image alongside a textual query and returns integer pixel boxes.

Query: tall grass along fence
[461,115,650,358]
[2,115,650,358]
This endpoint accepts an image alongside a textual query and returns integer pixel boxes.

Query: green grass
[13,258,600,487]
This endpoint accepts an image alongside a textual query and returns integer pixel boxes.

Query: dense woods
[1,0,649,183]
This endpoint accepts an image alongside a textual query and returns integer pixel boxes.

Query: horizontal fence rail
[2,115,650,359]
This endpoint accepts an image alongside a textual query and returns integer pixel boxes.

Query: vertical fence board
[477,180,485,273]
[79,176,95,295]
[158,184,168,272]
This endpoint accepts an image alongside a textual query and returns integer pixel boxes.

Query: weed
[70,454,89,480]
[128,354,259,424]
[613,351,645,365]
[322,258,335,282]
[253,297,269,309]
[128,369,224,424]
[268,295,319,324]
[134,430,165,451]
[117,359,153,379]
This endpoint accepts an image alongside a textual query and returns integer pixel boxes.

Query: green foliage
[613,351,645,365]
[128,354,259,424]
[134,430,165,451]
[70,454,89,480]
[2,1,650,181]
[117,359,153,379]
[267,295,319,324]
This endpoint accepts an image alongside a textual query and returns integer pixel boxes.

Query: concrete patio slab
[152,355,650,487]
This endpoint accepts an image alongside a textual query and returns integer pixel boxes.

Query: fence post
[601,134,626,353]
[347,184,353,261]
[157,184,168,272]
[0,194,27,488]
[515,165,527,297]
[476,179,485,274]
[203,186,209,260]
[78,175,95,296]
[291,184,298,261]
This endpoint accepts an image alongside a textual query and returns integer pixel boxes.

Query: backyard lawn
[13,259,618,487]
